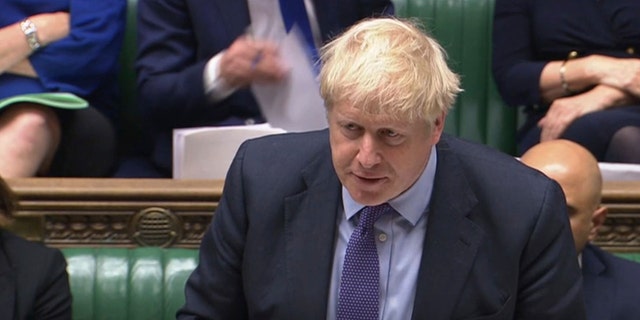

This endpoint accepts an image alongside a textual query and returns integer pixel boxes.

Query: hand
[589,55,640,98]
[538,85,615,141]
[29,12,70,46]
[219,36,287,88]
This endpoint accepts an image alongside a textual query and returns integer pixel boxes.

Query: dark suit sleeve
[177,143,250,320]
[34,249,72,320]
[136,0,216,129]
[491,0,547,107]
[516,180,586,319]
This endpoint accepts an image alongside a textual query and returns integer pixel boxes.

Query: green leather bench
[60,247,640,320]
[62,248,198,320]
[617,253,640,264]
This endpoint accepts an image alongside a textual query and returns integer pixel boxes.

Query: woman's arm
[589,56,640,98]
[0,12,70,76]
[26,0,126,97]
[539,55,640,103]
[492,0,548,107]
[538,84,639,141]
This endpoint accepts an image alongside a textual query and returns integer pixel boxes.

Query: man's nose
[356,135,381,168]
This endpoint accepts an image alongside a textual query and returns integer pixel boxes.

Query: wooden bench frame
[6,178,640,252]
[7,178,221,248]
[595,181,640,252]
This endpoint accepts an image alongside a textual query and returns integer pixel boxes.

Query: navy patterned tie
[278,0,320,73]
[337,203,391,320]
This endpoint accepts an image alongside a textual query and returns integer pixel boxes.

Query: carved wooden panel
[6,179,640,252]
[7,178,222,248]
[594,181,640,252]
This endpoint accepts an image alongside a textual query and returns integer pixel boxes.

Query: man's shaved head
[521,140,606,253]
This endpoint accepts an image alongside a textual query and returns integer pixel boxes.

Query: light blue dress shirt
[326,146,437,320]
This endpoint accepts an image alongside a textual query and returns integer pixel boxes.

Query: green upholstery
[115,0,149,158]
[60,250,640,320]
[62,248,198,320]
[60,249,639,320]
[616,253,640,264]
[393,0,517,154]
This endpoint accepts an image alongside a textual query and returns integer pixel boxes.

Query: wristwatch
[20,19,42,51]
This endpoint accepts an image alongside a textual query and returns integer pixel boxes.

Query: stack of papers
[173,124,286,179]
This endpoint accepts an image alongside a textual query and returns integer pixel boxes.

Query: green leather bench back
[115,0,148,158]
[62,248,198,320]
[393,0,516,154]
[616,253,640,263]
[61,247,640,320]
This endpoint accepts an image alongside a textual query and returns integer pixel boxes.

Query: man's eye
[380,129,399,137]
[345,123,359,131]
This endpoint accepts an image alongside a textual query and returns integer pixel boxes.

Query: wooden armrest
[5,178,639,252]
[595,181,640,253]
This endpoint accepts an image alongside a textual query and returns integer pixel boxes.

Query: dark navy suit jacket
[0,230,71,320]
[582,244,640,320]
[178,131,586,319]
[135,0,393,174]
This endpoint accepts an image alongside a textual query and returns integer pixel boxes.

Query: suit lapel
[284,150,341,319]
[0,239,16,319]
[411,139,484,319]
[582,245,612,320]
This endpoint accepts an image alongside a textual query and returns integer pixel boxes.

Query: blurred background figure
[129,0,394,177]
[0,176,71,319]
[521,139,640,320]
[0,0,126,177]
[493,0,640,163]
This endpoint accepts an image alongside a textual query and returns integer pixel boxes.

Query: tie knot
[358,203,391,230]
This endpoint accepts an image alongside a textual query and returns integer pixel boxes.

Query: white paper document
[251,27,328,132]
[599,162,640,181]
[173,124,286,179]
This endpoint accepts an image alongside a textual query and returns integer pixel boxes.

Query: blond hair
[319,17,461,125]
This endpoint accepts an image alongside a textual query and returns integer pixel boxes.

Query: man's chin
[347,186,391,206]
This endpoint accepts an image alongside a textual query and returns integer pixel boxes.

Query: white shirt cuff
[203,51,237,102]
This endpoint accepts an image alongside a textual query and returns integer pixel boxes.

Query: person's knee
[611,126,640,143]
[605,126,640,163]
[1,103,62,145]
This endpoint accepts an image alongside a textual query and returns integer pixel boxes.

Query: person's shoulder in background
[584,243,640,284]
[0,229,71,320]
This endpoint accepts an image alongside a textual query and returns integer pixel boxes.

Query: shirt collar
[342,146,437,226]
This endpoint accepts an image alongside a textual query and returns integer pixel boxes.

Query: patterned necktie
[337,203,391,320]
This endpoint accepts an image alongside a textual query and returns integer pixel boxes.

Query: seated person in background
[521,139,640,320]
[178,17,585,319]
[492,0,640,163]
[0,0,126,177]
[132,0,394,178]
[0,177,71,319]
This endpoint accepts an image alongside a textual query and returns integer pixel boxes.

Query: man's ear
[430,112,446,144]
[589,206,608,240]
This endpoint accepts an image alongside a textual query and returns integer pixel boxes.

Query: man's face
[328,101,444,205]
